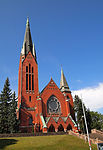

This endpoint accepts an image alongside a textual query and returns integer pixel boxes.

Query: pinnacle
[60,67,70,92]
[26,17,30,26]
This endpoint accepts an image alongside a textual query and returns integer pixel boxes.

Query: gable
[22,51,36,65]
[40,78,63,97]
[40,78,67,116]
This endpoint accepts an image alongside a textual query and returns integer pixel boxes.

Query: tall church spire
[60,68,70,92]
[21,18,33,56]
[24,17,33,55]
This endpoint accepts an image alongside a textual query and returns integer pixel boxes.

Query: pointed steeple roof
[24,17,33,55]
[60,68,70,92]
[21,18,33,56]
[21,18,37,62]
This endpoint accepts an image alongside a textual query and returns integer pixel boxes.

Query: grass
[0,134,97,150]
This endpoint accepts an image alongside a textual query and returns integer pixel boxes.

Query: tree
[0,94,2,133]
[0,78,12,133]
[74,95,84,133]
[86,108,92,133]
[90,111,103,130]
[74,95,91,133]
[8,92,19,133]
[0,78,19,133]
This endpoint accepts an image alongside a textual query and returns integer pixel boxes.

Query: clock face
[47,95,61,114]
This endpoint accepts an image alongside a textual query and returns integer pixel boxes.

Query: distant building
[17,18,78,133]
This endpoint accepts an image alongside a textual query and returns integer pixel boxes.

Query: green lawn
[0,134,97,150]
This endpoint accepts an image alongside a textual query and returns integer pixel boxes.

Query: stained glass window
[47,95,61,114]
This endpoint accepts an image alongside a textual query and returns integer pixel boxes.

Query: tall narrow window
[26,66,28,91]
[29,64,31,73]
[67,96,70,100]
[32,67,33,73]
[29,74,31,90]
[29,116,32,125]
[26,66,28,73]
[29,96,31,102]
[32,67,34,91]
[32,74,34,91]
[29,64,31,91]
[26,74,28,90]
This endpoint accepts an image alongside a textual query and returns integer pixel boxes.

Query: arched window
[29,74,31,90]
[29,64,31,90]
[32,67,34,91]
[29,64,31,73]
[26,65,34,91]
[26,66,28,73]
[26,66,28,91]
[32,67,33,73]
[29,96,31,102]
[47,95,61,114]
[67,96,70,100]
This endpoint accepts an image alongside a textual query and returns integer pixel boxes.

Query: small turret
[33,43,36,58]
[60,68,70,92]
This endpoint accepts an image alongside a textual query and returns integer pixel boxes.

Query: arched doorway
[67,124,72,131]
[58,124,64,132]
[48,124,55,132]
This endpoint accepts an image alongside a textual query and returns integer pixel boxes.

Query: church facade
[17,18,78,133]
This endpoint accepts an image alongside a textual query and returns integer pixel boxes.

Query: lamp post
[82,100,92,150]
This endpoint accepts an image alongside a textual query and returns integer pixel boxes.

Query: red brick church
[17,18,78,133]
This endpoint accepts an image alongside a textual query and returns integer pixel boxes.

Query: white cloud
[72,83,103,111]
[76,79,82,83]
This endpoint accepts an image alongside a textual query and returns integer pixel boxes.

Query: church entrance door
[58,124,64,132]
[48,124,55,132]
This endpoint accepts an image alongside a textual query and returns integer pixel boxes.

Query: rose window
[47,95,61,114]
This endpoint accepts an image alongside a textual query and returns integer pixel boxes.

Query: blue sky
[0,0,103,113]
